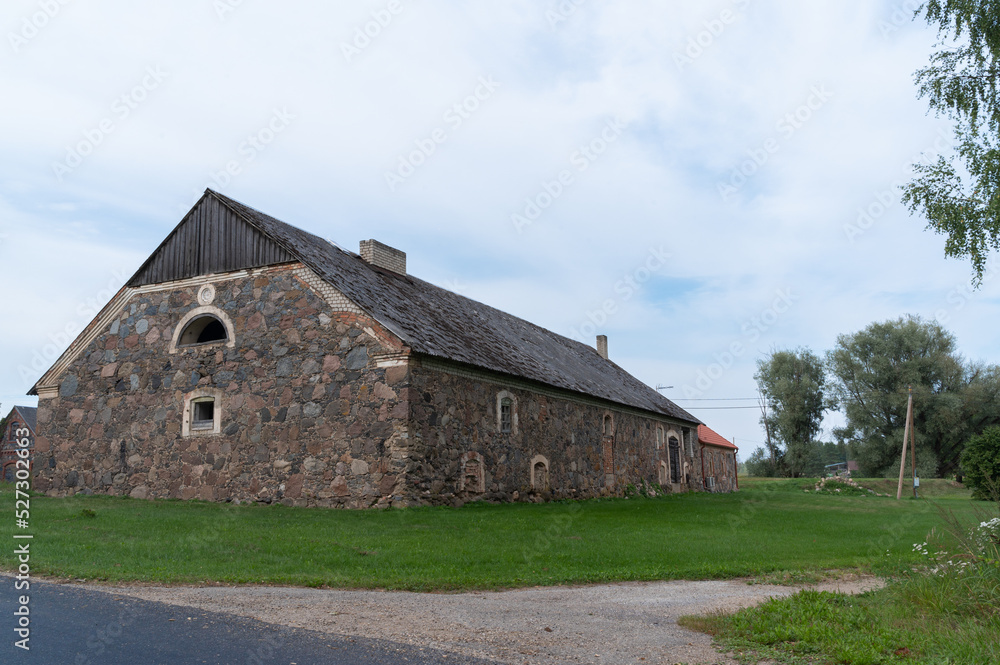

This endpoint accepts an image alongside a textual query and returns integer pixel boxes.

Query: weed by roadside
[744,569,835,587]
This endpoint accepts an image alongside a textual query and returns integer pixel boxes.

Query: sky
[2,0,998,459]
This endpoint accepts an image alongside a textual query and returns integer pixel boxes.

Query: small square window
[192,399,215,431]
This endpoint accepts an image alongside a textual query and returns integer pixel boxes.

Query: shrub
[745,447,783,477]
[961,426,1000,501]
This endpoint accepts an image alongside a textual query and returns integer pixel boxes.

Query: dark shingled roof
[207,190,699,423]
[11,406,37,434]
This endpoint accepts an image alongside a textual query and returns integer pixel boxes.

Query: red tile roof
[698,424,737,450]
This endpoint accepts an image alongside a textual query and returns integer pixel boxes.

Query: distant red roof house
[697,425,738,492]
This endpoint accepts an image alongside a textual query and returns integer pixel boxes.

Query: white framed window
[183,389,222,436]
[191,399,215,431]
[496,390,518,435]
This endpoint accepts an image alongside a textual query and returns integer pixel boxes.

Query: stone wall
[701,446,738,493]
[33,264,413,508]
[405,360,700,506]
[30,262,709,509]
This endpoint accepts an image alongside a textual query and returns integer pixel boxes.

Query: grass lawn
[0,477,979,590]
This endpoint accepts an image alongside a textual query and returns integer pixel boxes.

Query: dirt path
[86,576,881,665]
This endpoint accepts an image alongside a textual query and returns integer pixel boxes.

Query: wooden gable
[127,191,296,287]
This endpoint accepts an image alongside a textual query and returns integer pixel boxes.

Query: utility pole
[896,386,918,500]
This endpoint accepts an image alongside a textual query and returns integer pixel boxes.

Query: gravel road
[88,576,881,665]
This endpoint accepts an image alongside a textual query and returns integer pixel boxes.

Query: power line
[672,397,762,401]
[682,405,763,410]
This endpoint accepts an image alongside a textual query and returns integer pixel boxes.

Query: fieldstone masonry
[33,262,701,507]
[406,359,700,504]
[33,264,413,507]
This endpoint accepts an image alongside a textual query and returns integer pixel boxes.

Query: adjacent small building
[29,189,736,507]
[2,406,36,483]
[824,460,859,478]
[698,425,738,492]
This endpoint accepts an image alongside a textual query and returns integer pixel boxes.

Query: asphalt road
[0,579,498,665]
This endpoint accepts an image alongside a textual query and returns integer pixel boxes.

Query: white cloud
[0,0,994,458]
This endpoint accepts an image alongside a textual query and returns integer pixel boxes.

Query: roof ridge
[126,190,697,423]
[208,190,610,362]
[205,190,414,346]
[403,270,605,359]
[206,189,340,258]
[208,191,696,422]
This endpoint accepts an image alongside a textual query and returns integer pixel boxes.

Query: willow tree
[825,315,1000,477]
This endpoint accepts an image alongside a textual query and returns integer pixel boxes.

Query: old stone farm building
[29,190,735,507]
[2,406,36,483]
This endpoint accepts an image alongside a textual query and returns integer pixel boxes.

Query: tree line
[745,3,1000,492]
[746,315,1000,481]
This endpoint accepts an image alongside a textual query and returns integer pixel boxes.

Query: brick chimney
[596,335,609,360]
[360,239,406,275]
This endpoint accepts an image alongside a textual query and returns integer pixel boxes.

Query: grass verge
[0,479,980,590]
[681,492,1000,664]
[682,566,1000,665]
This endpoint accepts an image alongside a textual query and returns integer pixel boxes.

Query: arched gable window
[170,305,236,353]
[179,315,227,346]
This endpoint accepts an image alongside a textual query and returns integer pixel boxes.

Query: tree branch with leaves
[903,0,1000,284]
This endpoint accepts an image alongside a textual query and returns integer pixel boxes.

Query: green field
[0,477,979,590]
